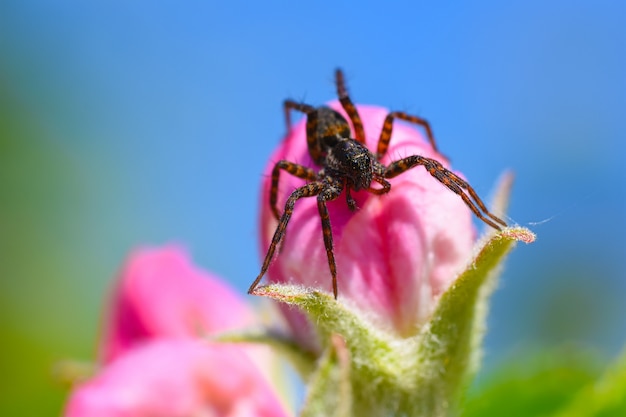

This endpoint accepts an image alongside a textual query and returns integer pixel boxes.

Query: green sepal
[253,226,534,416]
[413,227,535,416]
[212,328,318,377]
[300,334,353,417]
[252,172,535,416]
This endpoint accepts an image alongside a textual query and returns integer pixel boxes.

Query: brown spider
[248,69,507,299]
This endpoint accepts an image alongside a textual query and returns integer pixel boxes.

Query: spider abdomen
[314,107,352,140]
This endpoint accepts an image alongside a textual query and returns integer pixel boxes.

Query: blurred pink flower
[101,246,254,362]
[65,246,288,417]
[260,103,476,341]
[65,340,287,417]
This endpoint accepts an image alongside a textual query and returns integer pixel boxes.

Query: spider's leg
[270,160,318,220]
[384,156,507,230]
[345,186,358,211]
[283,100,315,133]
[365,162,392,195]
[335,68,366,144]
[376,111,438,159]
[249,181,325,295]
[317,181,344,299]
[284,100,326,164]
[367,176,391,195]
[449,171,508,228]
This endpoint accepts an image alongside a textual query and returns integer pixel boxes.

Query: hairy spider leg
[283,100,328,164]
[376,111,439,159]
[367,181,391,195]
[343,176,390,210]
[283,100,315,132]
[345,185,358,211]
[248,181,327,296]
[334,68,366,145]
[317,181,344,299]
[364,161,392,195]
[384,155,507,230]
[270,160,318,220]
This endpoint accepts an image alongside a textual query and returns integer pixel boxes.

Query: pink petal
[102,245,254,362]
[259,103,475,341]
[65,340,289,417]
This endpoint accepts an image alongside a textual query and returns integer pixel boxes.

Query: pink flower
[65,340,287,417]
[259,103,475,341]
[65,246,288,417]
[100,246,254,362]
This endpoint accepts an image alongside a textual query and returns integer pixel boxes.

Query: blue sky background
[1,1,625,414]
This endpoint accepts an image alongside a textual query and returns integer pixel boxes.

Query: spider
[248,69,507,299]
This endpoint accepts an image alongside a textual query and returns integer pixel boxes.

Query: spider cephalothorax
[248,69,506,299]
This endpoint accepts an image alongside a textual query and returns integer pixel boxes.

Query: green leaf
[552,348,626,417]
[462,350,601,417]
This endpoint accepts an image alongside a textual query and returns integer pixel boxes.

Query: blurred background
[1,1,624,415]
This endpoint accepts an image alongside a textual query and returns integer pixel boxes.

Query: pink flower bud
[259,103,476,341]
[101,245,254,362]
[65,340,288,417]
[66,246,288,417]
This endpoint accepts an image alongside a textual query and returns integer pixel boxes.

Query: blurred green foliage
[0,83,97,415]
[463,349,626,417]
